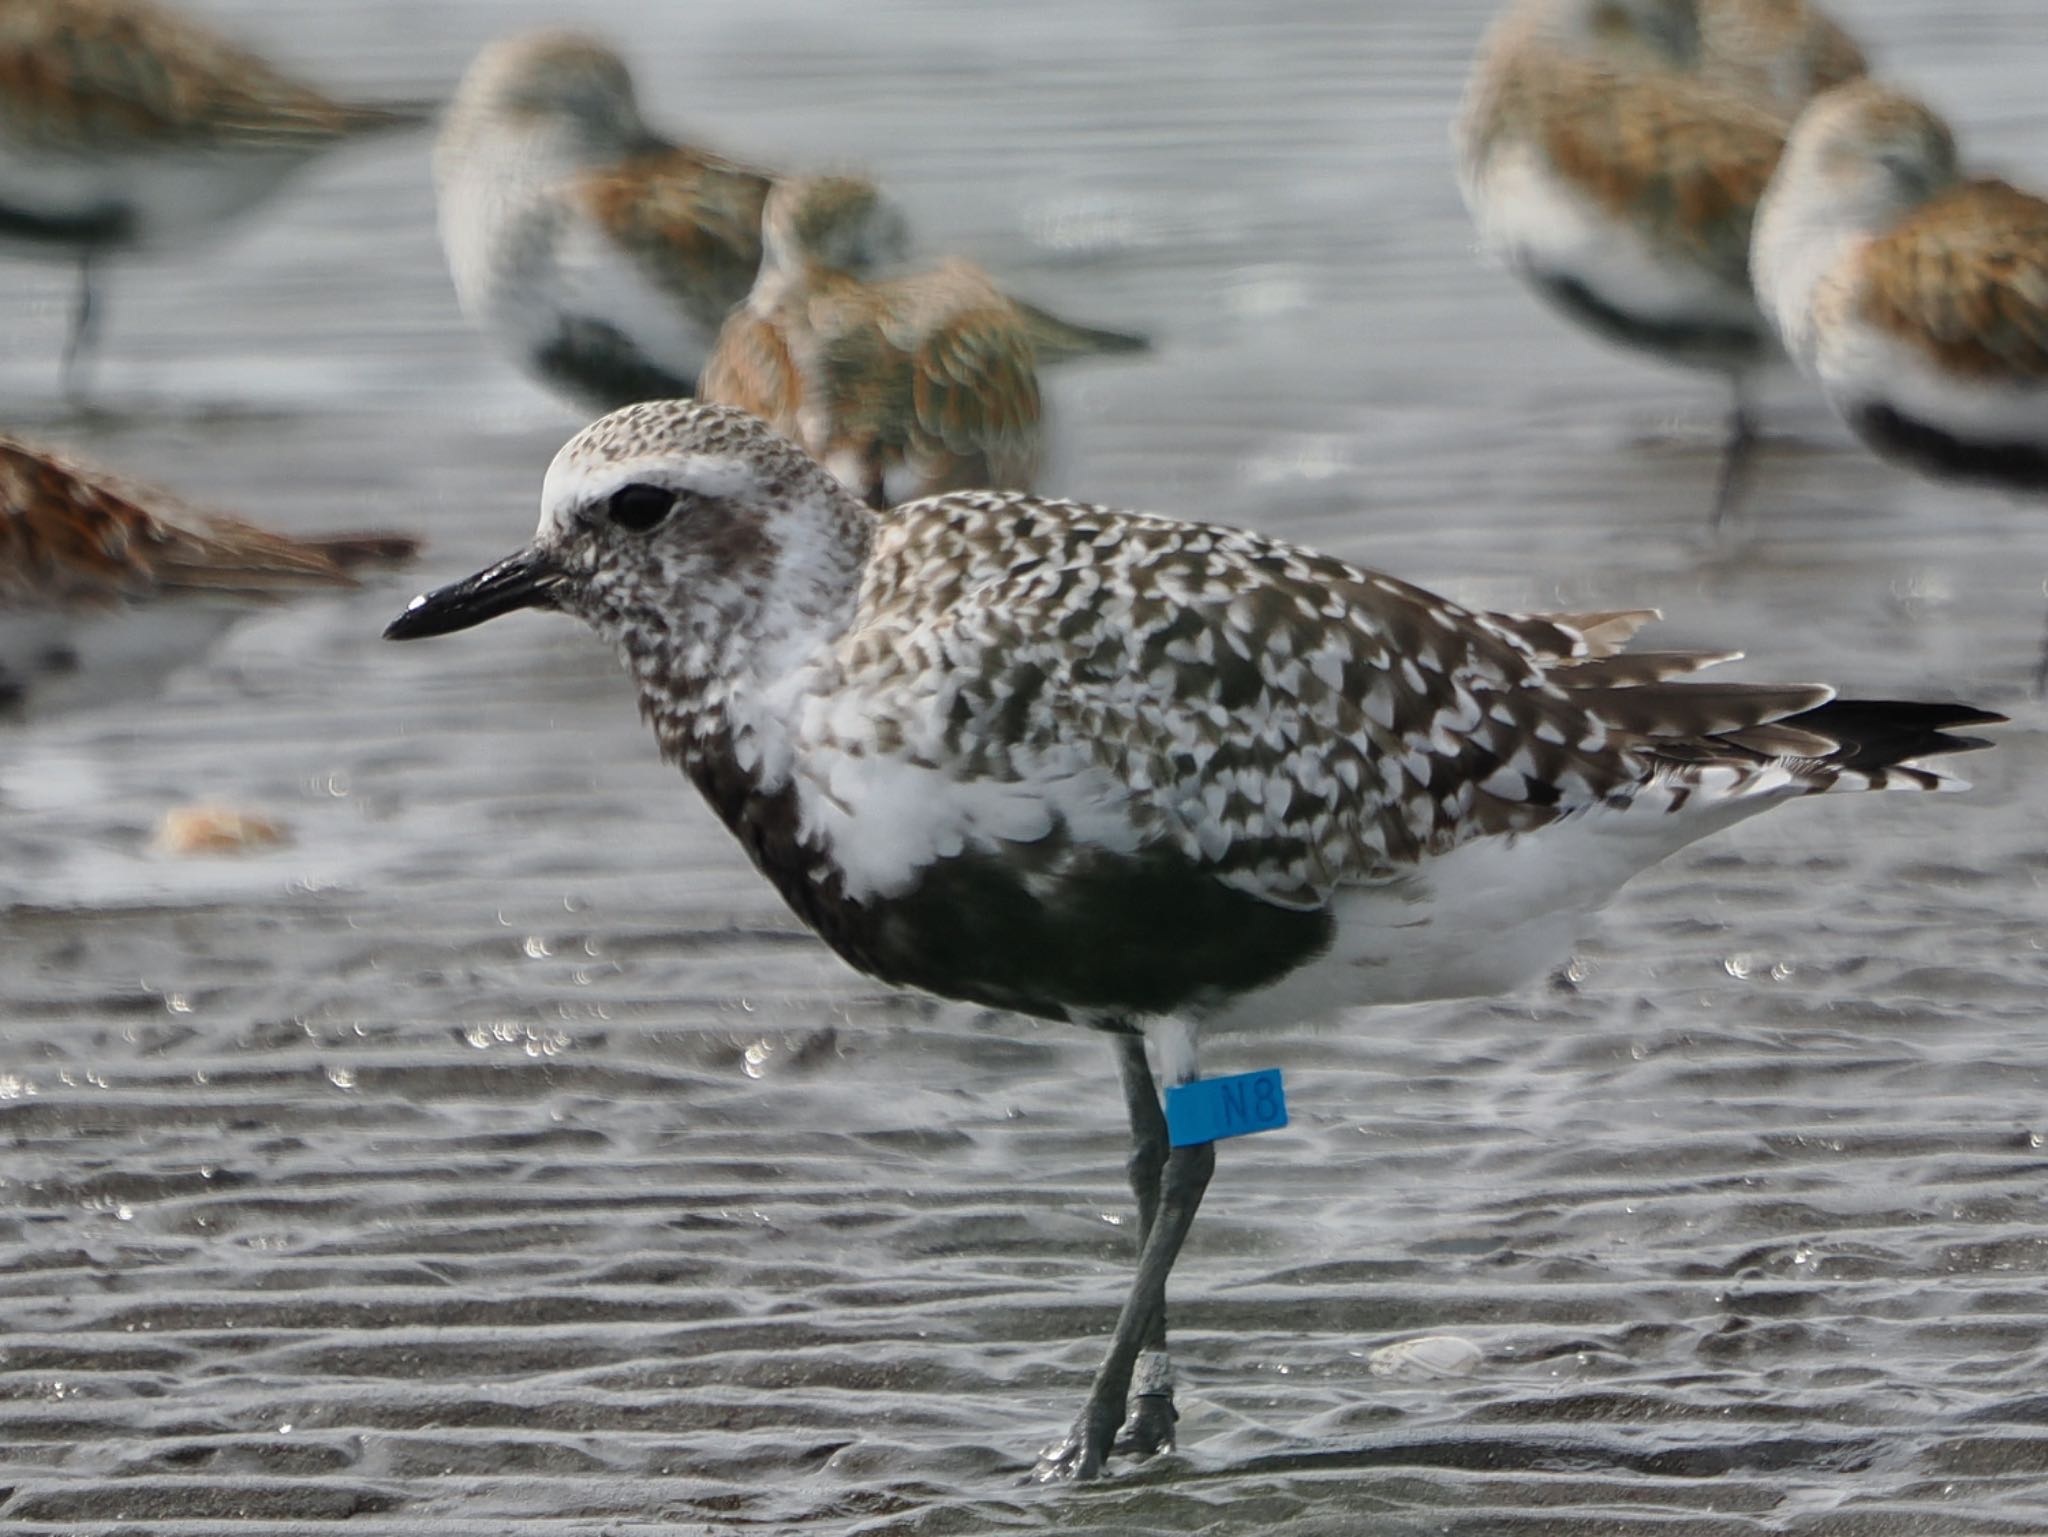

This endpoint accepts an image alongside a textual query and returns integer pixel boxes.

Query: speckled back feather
[830,489,1975,907]
[1855,180,2048,382]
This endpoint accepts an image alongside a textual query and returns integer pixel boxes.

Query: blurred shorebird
[0,435,416,711]
[436,29,776,415]
[1754,82,2048,687]
[1755,83,2048,493]
[1697,0,1867,113]
[386,399,1998,1481]
[701,174,1146,507]
[0,0,432,398]
[1456,0,1792,521]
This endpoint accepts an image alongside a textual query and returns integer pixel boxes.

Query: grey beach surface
[2,0,2048,1532]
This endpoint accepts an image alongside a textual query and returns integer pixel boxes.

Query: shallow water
[3,0,2048,1531]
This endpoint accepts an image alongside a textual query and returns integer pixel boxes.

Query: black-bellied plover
[0,435,415,710]
[385,399,1998,1481]
[435,29,778,415]
[1456,0,1792,520]
[701,173,1145,508]
[0,0,430,397]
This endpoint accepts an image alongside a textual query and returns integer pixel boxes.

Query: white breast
[0,137,314,250]
[1817,310,2048,444]
[1468,142,1762,338]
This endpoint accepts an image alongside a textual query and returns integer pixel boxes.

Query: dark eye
[607,484,677,532]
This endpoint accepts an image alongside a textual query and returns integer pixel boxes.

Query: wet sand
[3,1,2048,1532]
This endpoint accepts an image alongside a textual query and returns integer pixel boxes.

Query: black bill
[383,547,563,641]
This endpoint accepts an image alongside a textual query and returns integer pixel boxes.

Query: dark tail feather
[1784,698,2006,774]
[1012,299,1150,362]
[305,531,423,573]
[338,99,439,135]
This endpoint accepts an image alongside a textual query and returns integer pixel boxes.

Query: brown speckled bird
[1457,0,1793,520]
[0,435,416,710]
[0,0,431,396]
[1756,82,2048,491]
[435,29,778,414]
[386,398,2000,1484]
[1697,0,1868,112]
[1754,82,2048,682]
[701,173,1146,508]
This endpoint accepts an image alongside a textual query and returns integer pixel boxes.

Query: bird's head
[1775,80,1960,221]
[760,174,914,277]
[449,30,647,154]
[386,402,873,692]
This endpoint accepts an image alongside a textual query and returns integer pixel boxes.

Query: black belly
[534,320,698,413]
[1850,400,2048,493]
[0,198,133,252]
[1534,271,1770,375]
[839,841,1337,1024]
[685,746,1335,1025]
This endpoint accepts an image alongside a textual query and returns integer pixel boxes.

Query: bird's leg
[1110,1033,1178,1459]
[2032,592,2048,699]
[1116,1035,1167,1242]
[1034,1141,1215,1482]
[1710,381,1759,529]
[1035,1039,1215,1484]
[62,253,102,405]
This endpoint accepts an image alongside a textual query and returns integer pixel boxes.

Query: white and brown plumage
[1456,0,1793,519]
[385,400,1997,1482]
[0,0,431,395]
[435,29,777,415]
[1697,0,1867,113]
[702,173,1146,508]
[1754,81,2048,497]
[0,435,416,710]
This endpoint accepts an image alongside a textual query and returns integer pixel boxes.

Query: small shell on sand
[154,805,293,856]
[1368,1335,1485,1381]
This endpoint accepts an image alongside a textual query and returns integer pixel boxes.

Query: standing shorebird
[385,400,1997,1481]
[1754,82,2048,493]
[0,435,416,711]
[1697,0,1867,113]
[1754,82,2048,685]
[701,174,1146,508]
[1456,0,1792,521]
[0,0,431,398]
[435,29,776,415]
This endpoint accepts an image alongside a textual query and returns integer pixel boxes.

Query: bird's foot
[1033,1403,1119,1483]
[1113,1391,1178,1458]
[1111,1348,1177,1457]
